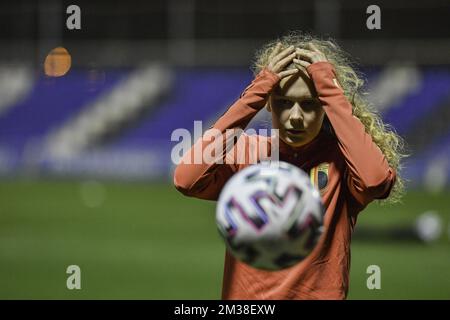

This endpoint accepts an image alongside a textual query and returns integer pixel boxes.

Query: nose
[289,103,303,127]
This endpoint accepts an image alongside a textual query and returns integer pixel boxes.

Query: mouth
[285,128,306,135]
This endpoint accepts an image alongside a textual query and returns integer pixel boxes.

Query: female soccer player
[173,32,406,300]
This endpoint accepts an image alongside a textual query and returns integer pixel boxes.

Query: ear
[266,95,272,112]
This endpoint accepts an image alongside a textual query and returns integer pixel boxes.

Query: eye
[301,99,319,110]
[276,98,293,108]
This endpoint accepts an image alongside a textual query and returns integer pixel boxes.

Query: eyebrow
[272,94,315,100]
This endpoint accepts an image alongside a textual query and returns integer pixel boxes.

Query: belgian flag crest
[309,162,329,195]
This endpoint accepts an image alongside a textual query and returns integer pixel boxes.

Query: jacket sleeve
[173,68,280,200]
[307,62,396,207]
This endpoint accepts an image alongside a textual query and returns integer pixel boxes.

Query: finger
[295,49,314,62]
[273,45,295,63]
[278,68,300,79]
[269,42,282,61]
[308,43,321,53]
[293,58,311,68]
[274,52,297,71]
[308,43,328,61]
[296,47,314,54]
[296,48,315,55]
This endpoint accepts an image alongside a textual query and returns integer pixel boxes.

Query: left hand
[294,43,328,69]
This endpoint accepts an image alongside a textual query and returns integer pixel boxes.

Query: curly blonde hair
[252,31,408,204]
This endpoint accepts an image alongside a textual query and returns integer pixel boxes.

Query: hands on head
[266,43,328,79]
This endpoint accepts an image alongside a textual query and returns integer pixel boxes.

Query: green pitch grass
[0,180,449,299]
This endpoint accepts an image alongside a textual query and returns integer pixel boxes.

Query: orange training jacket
[173,61,396,299]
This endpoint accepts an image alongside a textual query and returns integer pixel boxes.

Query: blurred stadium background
[0,0,449,299]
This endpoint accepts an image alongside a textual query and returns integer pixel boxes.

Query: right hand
[266,43,300,79]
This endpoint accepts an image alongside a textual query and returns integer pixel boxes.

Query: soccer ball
[216,161,325,270]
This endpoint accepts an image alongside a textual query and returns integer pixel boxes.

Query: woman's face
[268,69,325,148]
